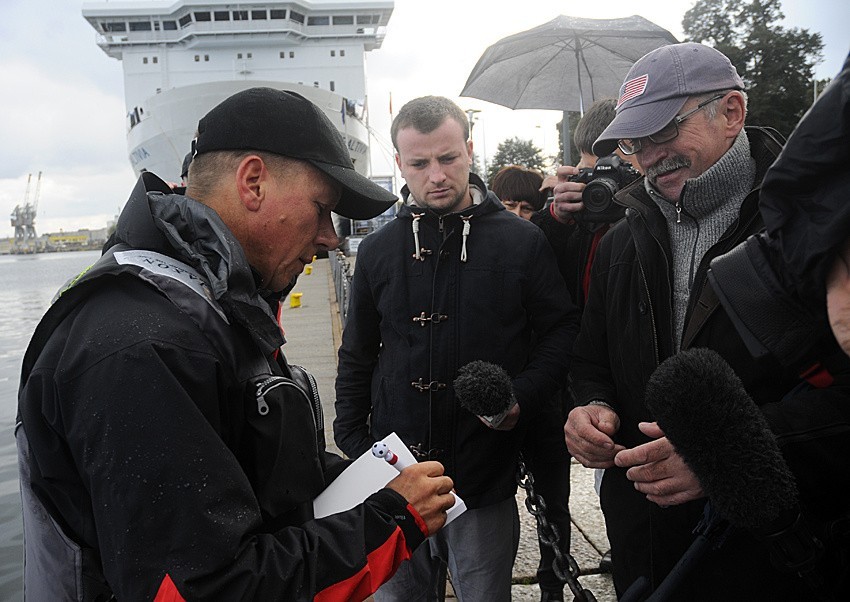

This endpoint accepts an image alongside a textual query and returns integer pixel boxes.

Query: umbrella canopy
[460,15,678,114]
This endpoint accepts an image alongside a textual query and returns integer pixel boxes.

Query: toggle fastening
[412,311,449,327]
[411,378,447,392]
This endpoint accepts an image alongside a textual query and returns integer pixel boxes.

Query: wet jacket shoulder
[17,172,428,601]
[335,174,579,508]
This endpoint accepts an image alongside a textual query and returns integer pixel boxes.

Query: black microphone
[638,348,828,599]
[645,347,797,531]
[453,360,516,427]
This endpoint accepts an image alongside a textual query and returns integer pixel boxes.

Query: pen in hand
[371,441,415,472]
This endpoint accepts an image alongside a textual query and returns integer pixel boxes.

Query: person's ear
[722,91,747,138]
[236,155,266,211]
[466,139,474,167]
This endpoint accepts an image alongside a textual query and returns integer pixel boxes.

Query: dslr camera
[570,154,641,224]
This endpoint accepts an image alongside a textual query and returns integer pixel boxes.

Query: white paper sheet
[313,432,466,526]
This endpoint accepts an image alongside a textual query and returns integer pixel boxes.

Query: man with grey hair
[335,95,579,601]
[564,43,806,598]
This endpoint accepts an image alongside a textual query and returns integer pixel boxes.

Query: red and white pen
[371,441,414,471]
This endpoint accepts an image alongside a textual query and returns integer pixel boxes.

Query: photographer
[532,98,641,311]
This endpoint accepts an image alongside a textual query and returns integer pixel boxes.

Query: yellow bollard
[290,292,303,308]
[304,265,313,275]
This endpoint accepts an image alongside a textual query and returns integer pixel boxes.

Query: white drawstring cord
[460,216,472,263]
[412,213,423,260]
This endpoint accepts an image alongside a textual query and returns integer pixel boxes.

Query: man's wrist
[587,399,615,412]
[549,201,572,225]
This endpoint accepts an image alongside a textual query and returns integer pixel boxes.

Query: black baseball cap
[193,87,397,219]
[180,151,192,180]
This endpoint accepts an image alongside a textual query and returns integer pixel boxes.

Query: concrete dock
[280,257,616,601]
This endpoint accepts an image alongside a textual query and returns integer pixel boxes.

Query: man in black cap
[17,87,455,601]
[563,43,809,598]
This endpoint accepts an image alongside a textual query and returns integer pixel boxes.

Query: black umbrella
[460,15,678,114]
[460,15,677,162]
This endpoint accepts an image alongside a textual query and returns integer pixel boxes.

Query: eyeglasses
[617,94,726,155]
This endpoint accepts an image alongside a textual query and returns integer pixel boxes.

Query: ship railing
[329,248,354,328]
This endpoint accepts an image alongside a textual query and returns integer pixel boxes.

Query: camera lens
[582,178,618,213]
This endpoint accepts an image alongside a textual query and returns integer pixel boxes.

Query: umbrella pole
[561,41,586,165]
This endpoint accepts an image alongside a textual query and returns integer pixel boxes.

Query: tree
[485,137,546,185]
[682,0,823,137]
[470,150,486,179]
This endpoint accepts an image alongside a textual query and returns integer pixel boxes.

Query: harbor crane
[10,171,41,250]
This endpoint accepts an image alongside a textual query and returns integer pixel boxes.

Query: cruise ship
[82,0,393,184]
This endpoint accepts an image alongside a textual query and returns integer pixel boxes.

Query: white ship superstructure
[82,0,393,182]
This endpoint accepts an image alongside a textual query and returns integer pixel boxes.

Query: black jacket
[334,174,579,508]
[17,173,428,601]
[569,128,825,599]
[532,208,610,313]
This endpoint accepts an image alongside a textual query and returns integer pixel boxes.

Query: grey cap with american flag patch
[592,42,745,156]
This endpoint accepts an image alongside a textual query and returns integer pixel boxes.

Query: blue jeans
[374,496,520,602]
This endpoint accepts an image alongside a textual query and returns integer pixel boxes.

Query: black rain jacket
[17,173,428,601]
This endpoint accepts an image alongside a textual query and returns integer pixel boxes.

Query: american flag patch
[617,74,649,108]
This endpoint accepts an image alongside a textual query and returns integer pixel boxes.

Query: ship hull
[128,80,370,183]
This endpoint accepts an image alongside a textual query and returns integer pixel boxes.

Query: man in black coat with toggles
[334,95,579,602]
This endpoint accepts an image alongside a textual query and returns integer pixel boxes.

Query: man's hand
[564,404,624,468]
[551,165,586,221]
[386,461,455,536]
[614,422,704,507]
[827,238,850,357]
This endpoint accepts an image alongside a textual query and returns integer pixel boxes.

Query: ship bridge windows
[163,20,177,30]
[252,10,268,20]
[214,11,229,21]
[194,12,211,22]
[101,21,126,33]
[307,16,330,26]
[179,14,192,28]
[233,10,248,21]
[129,22,152,32]
[357,15,382,25]
[334,16,354,25]
[271,9,287,20]
[289,11,305,24]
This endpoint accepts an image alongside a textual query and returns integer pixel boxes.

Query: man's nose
[635,139,662,172]
[317,215,340,250]
[428,163,446,183]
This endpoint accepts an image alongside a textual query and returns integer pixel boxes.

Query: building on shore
[0,226,111,255]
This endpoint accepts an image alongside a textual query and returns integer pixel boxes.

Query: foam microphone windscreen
[644,348,798,531]
[453,360,515,416]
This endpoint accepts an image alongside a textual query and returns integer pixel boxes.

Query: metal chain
[517,456,598,602]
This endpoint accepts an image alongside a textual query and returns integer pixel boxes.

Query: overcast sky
[1,0,847,235]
